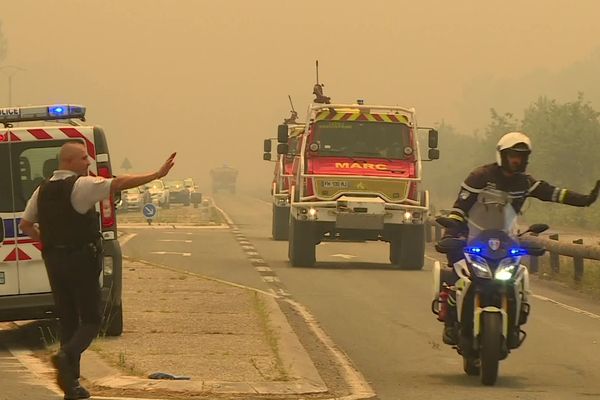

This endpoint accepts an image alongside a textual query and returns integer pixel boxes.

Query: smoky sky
[2,0,600,191]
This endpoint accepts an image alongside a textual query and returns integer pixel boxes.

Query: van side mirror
[263,139,272,152]
[277,125,289,143]
[263,153,272,161]
[428,148,440,160]
[428,129,439,148]
[277,143,289,155]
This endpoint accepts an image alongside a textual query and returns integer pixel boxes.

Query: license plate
[321,180,349,189]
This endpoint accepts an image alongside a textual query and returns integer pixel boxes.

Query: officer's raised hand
[586,180,600,206]
[111,152,177,193]
[156,152,177,179]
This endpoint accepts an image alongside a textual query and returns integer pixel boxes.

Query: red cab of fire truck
[263,123,304,240]
[284,102,439,269]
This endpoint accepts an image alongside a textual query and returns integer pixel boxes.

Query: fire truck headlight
[309,208,317,217]
[403,211,412,221]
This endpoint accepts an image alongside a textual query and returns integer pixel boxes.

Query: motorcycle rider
[441,131,600,345]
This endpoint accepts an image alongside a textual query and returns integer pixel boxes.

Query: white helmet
[496,132,532,172]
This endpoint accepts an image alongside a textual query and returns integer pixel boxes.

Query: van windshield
[311,120,411,159]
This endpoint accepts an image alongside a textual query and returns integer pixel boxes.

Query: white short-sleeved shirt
[22,170,113,223]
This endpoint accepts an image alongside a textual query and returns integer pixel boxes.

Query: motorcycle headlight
[465,253,492,279]
[494,256,521,281]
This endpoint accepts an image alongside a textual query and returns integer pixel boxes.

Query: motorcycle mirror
[528,224,549,234]
[519,223,550,236]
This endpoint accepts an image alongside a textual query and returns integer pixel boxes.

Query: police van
[0,105,123,336]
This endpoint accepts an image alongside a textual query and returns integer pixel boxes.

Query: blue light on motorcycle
[509,248,527,256]
[466,246,482,254]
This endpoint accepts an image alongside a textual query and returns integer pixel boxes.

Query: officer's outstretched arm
[111,152,176,193]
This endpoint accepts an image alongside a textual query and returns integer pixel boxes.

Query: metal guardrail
[425,218,600,283]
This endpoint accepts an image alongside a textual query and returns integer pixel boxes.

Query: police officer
[440,132,600,345]
[19,142,176,399]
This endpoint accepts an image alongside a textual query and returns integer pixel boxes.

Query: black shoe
[443,325,457,345]
[50,351,76,394]
[64,384,90,400]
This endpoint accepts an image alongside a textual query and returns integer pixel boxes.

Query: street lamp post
[0,65,26,106]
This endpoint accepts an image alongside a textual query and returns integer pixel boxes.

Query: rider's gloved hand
[586,180,600,206]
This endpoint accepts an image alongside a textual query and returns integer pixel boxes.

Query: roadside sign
[142,203,157,219]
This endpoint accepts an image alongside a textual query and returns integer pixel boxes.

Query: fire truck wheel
[272,205,290,241]
[389,225,425,270]
[288,218,316,267]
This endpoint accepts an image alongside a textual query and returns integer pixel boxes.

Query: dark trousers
[42,244,102,378]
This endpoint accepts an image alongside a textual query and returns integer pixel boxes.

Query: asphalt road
[121,194,600,400]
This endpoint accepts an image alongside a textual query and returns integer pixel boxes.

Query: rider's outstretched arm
[528,177,600,207]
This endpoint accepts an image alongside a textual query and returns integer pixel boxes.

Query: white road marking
[150,251,191,256]
[331,254,357,260]
[285,298,375,399]
[532,294,600,320]
[158,239,192,243]
[263,276,280,283]
[255,266,272,272]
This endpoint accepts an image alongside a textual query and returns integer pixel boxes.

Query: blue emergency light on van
[48,105,67,117]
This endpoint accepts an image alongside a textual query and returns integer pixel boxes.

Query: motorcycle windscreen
[467,188,518,241]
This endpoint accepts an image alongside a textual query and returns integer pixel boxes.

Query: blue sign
[142,203,157,219]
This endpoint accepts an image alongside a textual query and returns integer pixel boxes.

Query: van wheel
[103,304,123,337]
[389,225,425,270]
[288,218,315,267]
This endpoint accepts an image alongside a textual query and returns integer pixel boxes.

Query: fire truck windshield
[312,120,411,159]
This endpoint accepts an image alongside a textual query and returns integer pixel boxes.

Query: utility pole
[0,65,26,106]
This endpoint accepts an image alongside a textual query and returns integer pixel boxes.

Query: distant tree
[522,93,600,190]
[0,21,7,63]
[120,157,133,172]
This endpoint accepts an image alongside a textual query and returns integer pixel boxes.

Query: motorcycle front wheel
[480,312,502,385]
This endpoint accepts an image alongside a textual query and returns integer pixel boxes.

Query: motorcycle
[431,188,548,385]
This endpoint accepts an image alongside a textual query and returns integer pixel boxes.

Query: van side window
[16,147,60,209]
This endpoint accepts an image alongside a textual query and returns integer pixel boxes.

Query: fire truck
[0,104,123,335]
[210,165,238,194]
[263,122,304,240]
[280,102,440,269]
